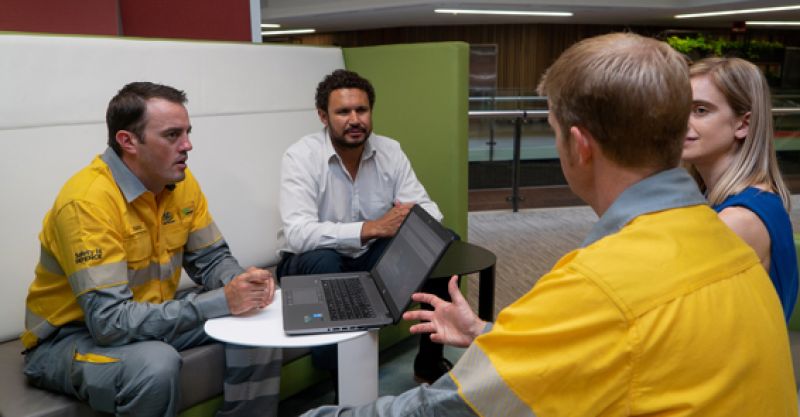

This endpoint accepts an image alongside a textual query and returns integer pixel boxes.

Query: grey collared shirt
[71,148,241,347]
[278,129,442,258]
[101,147,148,202]
[582,167,707,247]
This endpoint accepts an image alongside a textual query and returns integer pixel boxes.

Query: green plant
[708,38,744,57]
[666,35,711,56]
[666,35,784,61]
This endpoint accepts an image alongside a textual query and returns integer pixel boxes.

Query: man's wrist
[471,319,488,341]
[360,220,375,243]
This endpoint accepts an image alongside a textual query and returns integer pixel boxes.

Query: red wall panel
[0,0,119,35]
[119,0,251,41]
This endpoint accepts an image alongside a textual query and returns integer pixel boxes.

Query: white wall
[0,34,344,341]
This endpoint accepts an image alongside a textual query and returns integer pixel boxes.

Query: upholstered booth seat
[0,34,468,417]
[0,340,311,417]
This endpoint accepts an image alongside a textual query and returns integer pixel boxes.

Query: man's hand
[361,201,414,243]
[403,275,486,348]
[224,267,276,316]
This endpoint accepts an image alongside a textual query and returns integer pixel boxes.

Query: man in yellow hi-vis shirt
[302,33,797,417]
[22,82,281,417]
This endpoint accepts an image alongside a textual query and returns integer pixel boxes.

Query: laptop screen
[373,206,451,315]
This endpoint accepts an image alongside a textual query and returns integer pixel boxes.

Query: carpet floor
[465,195,800,316]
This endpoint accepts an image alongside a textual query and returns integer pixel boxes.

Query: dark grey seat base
[0,338,309,417]
[0,339,225,417]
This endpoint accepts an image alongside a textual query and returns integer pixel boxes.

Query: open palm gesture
[403,275,486,348]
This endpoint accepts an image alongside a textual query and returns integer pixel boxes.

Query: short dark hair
[315,69,375,112]
[106,82,187,155]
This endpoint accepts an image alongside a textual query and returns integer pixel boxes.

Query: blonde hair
[537,32,691,170]
[687,57,791,210]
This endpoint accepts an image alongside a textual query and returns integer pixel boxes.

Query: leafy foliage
[666,35,783,61]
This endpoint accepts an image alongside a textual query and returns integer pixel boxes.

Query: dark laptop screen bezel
[368,204,455,322]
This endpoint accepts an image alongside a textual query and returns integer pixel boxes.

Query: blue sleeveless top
[714,187,798,321]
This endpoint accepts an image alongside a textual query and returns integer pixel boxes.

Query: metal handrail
[774,108,800,115]
[468,107,800,212]
[469,110,548,119]
[468,96,547,103]
[470,108,800,118]
[468,110,548,212]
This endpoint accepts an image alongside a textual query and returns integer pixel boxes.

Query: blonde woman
[683,57,798,320]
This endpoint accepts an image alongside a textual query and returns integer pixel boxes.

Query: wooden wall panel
[293,24,800,93]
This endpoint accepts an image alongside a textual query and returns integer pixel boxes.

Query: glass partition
[469,95,800,211]
[775,104,800,187]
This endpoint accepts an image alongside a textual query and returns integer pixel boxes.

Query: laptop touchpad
[288,288,320,305]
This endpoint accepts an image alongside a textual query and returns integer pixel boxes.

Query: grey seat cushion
[0,339,225,417]
[0,339,106,417]
[0,338,311,417]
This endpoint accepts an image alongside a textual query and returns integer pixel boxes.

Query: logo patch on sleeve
[75,248,103,264]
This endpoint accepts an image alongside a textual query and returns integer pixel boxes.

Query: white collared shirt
[278,128,443,258]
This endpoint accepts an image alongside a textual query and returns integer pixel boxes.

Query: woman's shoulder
[717,185,784,212]
[717,184,792,246]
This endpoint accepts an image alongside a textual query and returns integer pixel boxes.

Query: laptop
[281,204,455,335]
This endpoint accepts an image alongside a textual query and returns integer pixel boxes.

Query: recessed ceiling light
[262,29,316,36]
[746,20,800,26]
[261,24,281,29]
[435,9,572,17]
[676,4,800,19]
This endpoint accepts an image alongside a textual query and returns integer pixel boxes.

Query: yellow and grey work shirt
[302,168,797,417]
[22,148,240,349]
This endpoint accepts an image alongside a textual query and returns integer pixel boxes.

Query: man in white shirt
[277,69,453,385]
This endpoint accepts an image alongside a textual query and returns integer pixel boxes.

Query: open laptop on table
[282,204,455,335]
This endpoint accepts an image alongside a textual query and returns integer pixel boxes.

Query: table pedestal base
[337,330,379,406]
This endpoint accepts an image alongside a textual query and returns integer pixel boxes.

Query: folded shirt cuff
[195,287,231,319]
[338,221,366,250]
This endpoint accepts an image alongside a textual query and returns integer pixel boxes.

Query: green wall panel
[343,42,469,239]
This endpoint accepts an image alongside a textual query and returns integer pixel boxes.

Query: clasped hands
[224,266,276,315]
[403,275,487,348]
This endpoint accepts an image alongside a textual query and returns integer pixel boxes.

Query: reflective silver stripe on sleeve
[127,252,183,287]
[451,344,537,417]
[24,308,58,341]
[186,222,222,252]
[39,245,65,276]
[68,262,128,295]
[222,345,282,401]
[223,377,281,402]
[224,344,283,367]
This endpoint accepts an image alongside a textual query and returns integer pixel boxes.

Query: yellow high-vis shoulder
[22,154,219,349]
[458,206,796,416]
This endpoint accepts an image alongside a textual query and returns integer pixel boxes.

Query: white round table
[205,290,379,406]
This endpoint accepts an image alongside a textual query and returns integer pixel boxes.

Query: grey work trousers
[23,324,282,417]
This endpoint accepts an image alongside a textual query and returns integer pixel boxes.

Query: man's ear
[569,126,593,165]
[115,130,137,155]
[317,109,329,127]
[735,111,750,141]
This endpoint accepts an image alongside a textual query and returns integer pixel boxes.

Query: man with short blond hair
[302,32,797,417]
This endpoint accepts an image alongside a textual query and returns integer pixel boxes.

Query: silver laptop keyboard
[322,278,376,321]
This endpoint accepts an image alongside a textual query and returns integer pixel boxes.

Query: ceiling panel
[261,0,800,32]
